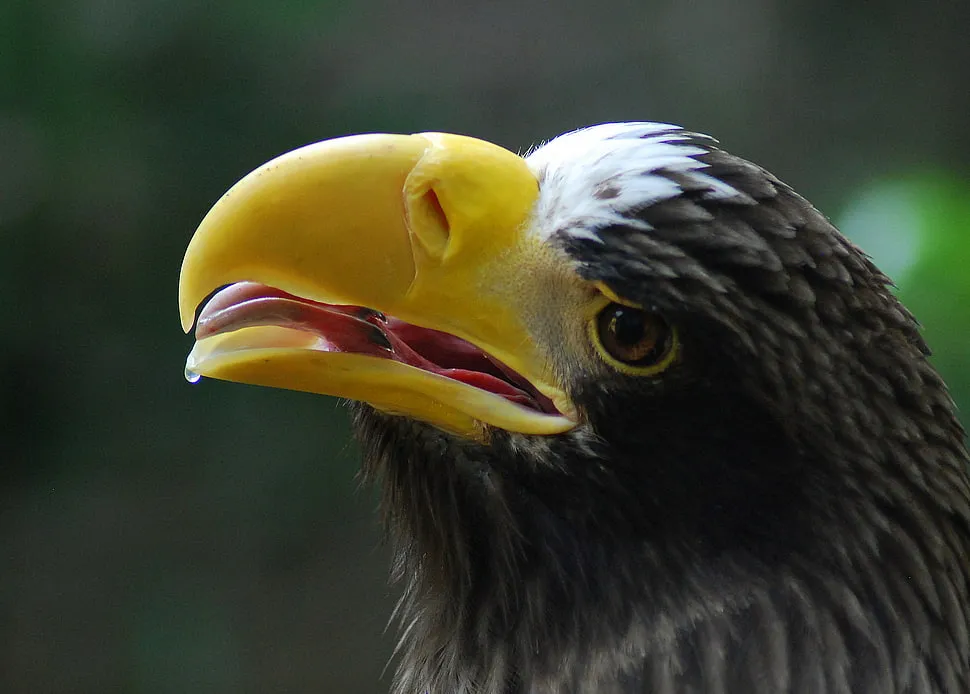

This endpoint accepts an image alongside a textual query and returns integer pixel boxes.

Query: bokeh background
[2,1,968,691]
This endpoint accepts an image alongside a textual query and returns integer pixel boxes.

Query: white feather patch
[525,122,744,242]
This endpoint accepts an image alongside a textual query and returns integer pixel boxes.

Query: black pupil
[611,306,647,345]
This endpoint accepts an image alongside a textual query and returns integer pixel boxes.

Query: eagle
[178,123,970,693]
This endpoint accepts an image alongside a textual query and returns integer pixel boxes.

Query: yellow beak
[179,133,576,439]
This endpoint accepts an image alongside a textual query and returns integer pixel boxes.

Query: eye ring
[589,303,679,375]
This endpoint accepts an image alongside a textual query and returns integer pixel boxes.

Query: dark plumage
[352,132,970,693]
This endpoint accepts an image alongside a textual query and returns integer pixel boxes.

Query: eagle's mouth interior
[194,282,560,415]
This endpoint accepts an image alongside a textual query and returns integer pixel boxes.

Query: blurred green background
[2,1,968,692]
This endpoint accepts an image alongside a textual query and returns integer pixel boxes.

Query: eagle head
[179,123,970,693]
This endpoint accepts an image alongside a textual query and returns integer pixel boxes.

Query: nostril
[424,188,449,237]
[408,186,451,260]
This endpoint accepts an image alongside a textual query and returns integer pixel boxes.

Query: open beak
[178,133,576,440]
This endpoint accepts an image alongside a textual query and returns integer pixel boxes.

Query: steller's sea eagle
[179,123,970,693]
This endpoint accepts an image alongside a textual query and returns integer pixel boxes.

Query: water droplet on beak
[184,366,201,384]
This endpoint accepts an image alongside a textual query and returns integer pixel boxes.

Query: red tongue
[193,282,548,411]
[197,282,297,319]
[195,283,391,356]
[195,282,328,339]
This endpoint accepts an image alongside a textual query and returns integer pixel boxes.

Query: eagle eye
[591,303,678,375]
